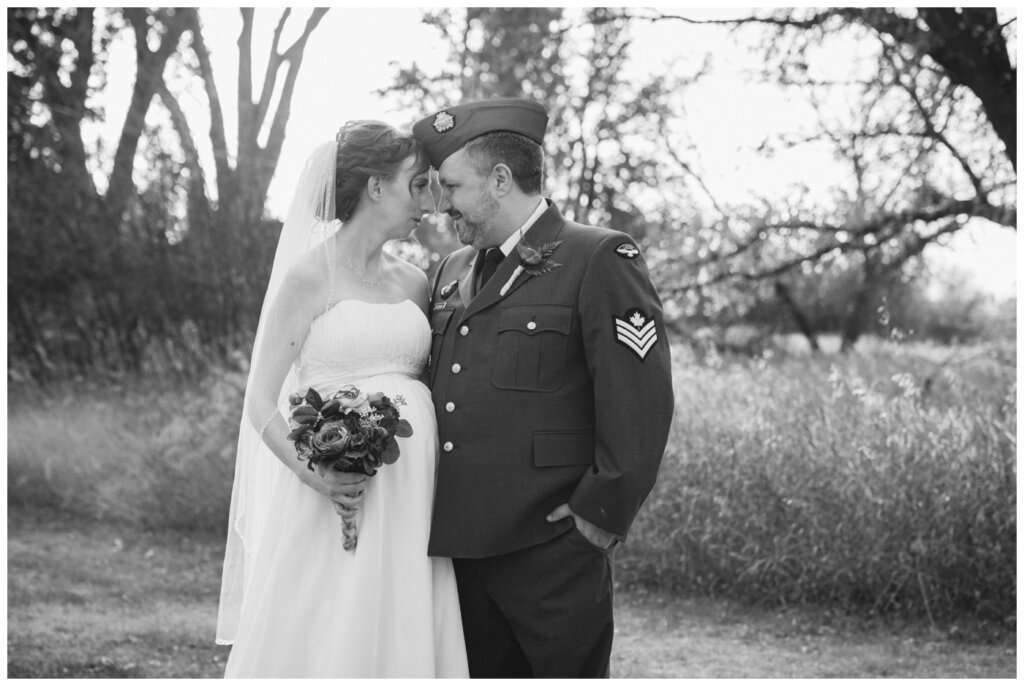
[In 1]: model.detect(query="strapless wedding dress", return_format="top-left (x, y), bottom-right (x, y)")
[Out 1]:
top-left (223, 299), bottom-right (468, 677)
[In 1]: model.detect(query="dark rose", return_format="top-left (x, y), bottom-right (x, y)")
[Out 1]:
top-left (311, 420), bottom-right (350, 457)
top-left (344, 432), bottom-right (370, 459)
top-left (365, 426), bottom-right (390, 453)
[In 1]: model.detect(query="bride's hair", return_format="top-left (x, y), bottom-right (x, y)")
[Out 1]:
top-left (334, 120), bottom-right (428, 222)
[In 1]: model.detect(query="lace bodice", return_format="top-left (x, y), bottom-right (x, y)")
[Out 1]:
top-left (295, 299), bottom-right (429, 389)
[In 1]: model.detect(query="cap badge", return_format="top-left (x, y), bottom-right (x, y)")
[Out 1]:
top-left (433, 111), bottom-right (456, 133)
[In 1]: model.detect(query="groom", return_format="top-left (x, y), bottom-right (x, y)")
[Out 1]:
top-left (414, 98), bottom-right (674, 678)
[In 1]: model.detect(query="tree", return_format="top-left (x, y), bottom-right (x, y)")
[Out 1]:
top-left (628, 7), bottom-right (1016, 350)
top-left (7, 8), bottom-right (328, 379)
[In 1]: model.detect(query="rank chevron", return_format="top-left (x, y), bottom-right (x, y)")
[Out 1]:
top-left (614, 308), bottom-right (658, 360)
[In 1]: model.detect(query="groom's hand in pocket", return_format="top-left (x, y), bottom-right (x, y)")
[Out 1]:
top-left (546, 504), bottom-right (618, 551)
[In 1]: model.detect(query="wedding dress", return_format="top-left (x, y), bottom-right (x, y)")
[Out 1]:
top-left (222, 298), bottom-right (468, 677)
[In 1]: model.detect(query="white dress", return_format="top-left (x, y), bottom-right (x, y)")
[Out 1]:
top-left (223, 299), bottom-right (468, 678)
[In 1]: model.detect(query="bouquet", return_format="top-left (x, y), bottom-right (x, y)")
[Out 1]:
top-left (287, 384), bottom-right (413, 550)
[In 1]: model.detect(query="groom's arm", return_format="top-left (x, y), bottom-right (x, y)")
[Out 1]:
top-left (564, 232), bottom-right (675, 541)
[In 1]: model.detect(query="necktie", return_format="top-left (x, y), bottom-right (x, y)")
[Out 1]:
top-left (478, 248), bottom-right (504, 289)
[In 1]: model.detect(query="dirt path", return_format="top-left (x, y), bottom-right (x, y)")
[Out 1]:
top-left (6, 509), bottom-right (1015, 678)
top-left (612, 589), bottom-right (1014, 678)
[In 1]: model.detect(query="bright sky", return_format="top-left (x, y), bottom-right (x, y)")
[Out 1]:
top-left (93, 7), bottom-right (1016, 299)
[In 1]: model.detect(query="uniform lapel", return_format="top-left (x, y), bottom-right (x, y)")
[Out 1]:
top-left (463, 201), bottom-right (566, 320)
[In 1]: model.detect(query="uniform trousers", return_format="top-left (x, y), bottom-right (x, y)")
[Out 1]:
top-left (452, 524), bottom-right (615, 678)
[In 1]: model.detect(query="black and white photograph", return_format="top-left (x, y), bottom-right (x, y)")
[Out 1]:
top-left (6, 6), bottom-right (1016, 678)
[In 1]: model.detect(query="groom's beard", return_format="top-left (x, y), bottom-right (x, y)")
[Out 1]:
top-left (452, 192), bottom-right (500, 248)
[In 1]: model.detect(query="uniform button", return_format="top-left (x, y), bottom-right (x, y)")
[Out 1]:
top-left (443, 441), bottom-right (454, 452)
top-left (451, 363), bottom-right (462, 373)
top-left (445, 402), bottom-right (455, 412)
top-left (459, 325), bottom-right (470, 336)
top-left (527, 321), bottom-right (537, 330)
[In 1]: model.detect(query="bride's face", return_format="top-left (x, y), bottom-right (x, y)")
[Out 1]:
top-left (379, 155), bottom-right (434, 238)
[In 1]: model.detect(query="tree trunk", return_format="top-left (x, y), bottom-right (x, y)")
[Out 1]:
top-left (774, 281), bottom-right (820, 353)
top-left (839, 254), bottom-right (877, 353)
top-left (106, 10), bottom-right (190, 227)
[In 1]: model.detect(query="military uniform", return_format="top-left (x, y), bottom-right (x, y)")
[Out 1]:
top-left (415, 99), bottom-right (674, 678)
top-left (427, 200), bottom-right (673, 556)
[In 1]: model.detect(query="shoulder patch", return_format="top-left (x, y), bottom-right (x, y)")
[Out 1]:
top-left (615, 243), bottom-right (639, 259)
top-left (613, 307), bottom-right (658, 360)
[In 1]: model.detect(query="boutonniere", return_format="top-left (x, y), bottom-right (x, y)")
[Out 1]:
top-left (499, 240), bottom-right (564, 296)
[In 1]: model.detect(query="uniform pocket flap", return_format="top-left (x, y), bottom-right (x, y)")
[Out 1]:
top-left (430, 308), bottom-right (454, 335)
top-left (533, 430), bottom-right (594, 467)
top-left (497, 305), bottom-right (573, 336)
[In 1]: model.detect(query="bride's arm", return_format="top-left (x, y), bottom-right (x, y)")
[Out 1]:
top-left (245, 266), bottom-right (367, 504)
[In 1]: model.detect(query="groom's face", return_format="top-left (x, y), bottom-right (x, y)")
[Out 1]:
top-left (437, 148), bottom-right (500, 249)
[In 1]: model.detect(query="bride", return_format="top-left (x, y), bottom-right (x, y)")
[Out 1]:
top-left (216, 121), bottom-right (468, 677)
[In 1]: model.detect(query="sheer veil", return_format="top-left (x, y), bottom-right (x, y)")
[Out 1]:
top-left (216, 139), bottom-right (341, 644)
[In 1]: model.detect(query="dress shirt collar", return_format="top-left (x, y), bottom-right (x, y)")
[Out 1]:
top-left (498, 198), bottom-right (548, 257)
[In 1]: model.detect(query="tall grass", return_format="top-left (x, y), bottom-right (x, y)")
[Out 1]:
top-left (619, 339), bottom-right (1016, 623)
top-left (8, 362), bottom-right (245, 530)
top-left (7, 337), bottom-right (1015, 622)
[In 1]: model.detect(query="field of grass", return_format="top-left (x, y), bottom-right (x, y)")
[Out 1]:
top-left (7, 507), bottom-right (1015, 678)
top-left (621, 338), bottom-right (1015, 624)
top-left (7, 336), bottom-right (1016, 629)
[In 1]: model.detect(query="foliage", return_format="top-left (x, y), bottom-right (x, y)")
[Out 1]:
top-left (7, 8), bottom-right (326, 381)
top-left (725, 257), bottom-right (1017, 350)
top-left (8, 362), bottom-right (245, 530)
top-left (628, 8), bottom-right (1016, 348)
top-left (619, 340), bottom-right (1016, 623)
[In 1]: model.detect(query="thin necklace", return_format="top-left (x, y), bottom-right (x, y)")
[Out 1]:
top-left (341, 251), bottom-right (384, 288)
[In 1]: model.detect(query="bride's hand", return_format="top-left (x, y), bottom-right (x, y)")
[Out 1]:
top-left (304, 467), bottom-right (368, 509)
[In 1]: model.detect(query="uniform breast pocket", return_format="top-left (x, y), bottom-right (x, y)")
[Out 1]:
top-left (428, 308), bottom-right (454, 386)
top-left (492, 305), bottom-right (573, 392)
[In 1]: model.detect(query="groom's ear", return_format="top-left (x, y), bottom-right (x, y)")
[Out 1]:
top-left (490, 163), bottom-right (513, 197)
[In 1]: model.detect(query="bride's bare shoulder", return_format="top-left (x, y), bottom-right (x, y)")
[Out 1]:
top-left (386, 254), bottom-right (430, 306)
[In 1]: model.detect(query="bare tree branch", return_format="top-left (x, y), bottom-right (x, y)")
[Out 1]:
top-left (260, 9), bottom-right (329, 184)
top-left (881, 45), bottom-right (986, 196)
top-left (236, 8), bottom-right (256, 168)
top-left (155, 81), bottom-right (205, 196)
top-left (187, 10), bottom-right (230, 201)
top-left (253, 9), bottom-right (290, 132)
top-left (672, 193), bottom-right (1014, 293)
